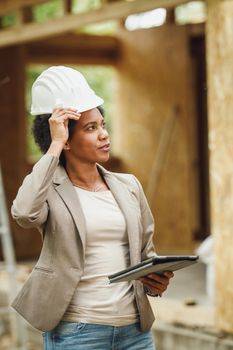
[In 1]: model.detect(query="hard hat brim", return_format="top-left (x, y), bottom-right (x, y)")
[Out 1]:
top-left (30, 95), bottom-right (104, 116)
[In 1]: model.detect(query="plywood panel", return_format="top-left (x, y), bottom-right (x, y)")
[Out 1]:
top-left (206, 0), bottom-right (233, 334)
top-left (113, 23), bottom-right (198, 253)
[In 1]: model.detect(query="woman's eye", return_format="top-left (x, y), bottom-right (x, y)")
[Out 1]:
top-left (85, 122), bottom-right (106, 131)
top-left (86, 125), bottom-right (96, 131)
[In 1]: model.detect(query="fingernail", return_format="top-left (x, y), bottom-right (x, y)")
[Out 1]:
top-left (165, 272), bottom-right (173, 277)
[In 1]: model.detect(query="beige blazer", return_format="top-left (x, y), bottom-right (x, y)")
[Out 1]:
top-left (11, 154), bottom-right (156, 332)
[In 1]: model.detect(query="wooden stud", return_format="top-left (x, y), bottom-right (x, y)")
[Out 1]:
top-left (22, 6), bottom-right (33, 23)
top-left (63, 0), bottom-right (72, 14)
top-left (166, 8), bottom-right (175, 23)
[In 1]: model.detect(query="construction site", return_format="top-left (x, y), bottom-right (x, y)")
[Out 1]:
top-left (0, 0), bottom-right (233, 349)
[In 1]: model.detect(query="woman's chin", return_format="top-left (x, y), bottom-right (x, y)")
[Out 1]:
top-left (98, 154), bottom-right (110, 163)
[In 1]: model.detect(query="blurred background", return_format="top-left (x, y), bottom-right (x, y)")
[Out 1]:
top-left (0, 0), bottom-right (232, 349)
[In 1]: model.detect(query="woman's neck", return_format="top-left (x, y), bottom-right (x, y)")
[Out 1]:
top-left (65, 160), bottom-right (102, 188)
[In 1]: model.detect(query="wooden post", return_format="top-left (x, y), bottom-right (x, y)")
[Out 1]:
top-left (206, 0), bottom-right (233, 333)
top-left (22, 6), bottom-right (33, 23)
top-left (0, 46), bottom-right (42, 259)
top-left (63, 0), bottom-right (72, 14)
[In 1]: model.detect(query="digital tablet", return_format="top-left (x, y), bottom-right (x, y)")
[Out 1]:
top-left (108, 255), bottom-right (199, 283)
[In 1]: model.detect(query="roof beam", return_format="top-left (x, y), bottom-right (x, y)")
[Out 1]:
top-left (0, 0), bottom-right (46, 16)
top-left (0, 0), bottom-right (190, 48)
top-left (26, 33), bottom-right (119, 65)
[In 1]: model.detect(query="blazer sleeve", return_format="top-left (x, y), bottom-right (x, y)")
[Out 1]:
top-left (132, 175), bottom-right (156, 260)
top-left (11, 154), bottom-right (59, 229)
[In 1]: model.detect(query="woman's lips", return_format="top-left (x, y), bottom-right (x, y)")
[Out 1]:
top-left (98, 143), bottom-right (110, 152)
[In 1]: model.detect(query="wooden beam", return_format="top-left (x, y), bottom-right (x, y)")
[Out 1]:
top-left (27, 53), bottom-right (117, 66)
top-left (0, 0), bottom-right (191, 48)
top-left (26, 33), bottom-right (119, 65)
top-left (27, 33), bottom-right (119, 50)
top-left (0, 0), bottom-right (46, 16)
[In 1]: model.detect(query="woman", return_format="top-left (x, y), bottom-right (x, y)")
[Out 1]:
top-left (11, 66), bottom-right (173, 350)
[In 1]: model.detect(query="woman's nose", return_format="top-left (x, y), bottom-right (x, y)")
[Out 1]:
top-left (99, 127), bottom-right (109, 140)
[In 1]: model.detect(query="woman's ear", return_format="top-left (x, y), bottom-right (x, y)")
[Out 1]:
top-left (63, 142), bottom-right (71, 151)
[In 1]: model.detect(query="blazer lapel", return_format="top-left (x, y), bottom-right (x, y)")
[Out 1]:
top-left (53, 167), bottom-right (87, 250)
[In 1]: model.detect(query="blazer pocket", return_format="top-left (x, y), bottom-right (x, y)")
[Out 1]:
top-left (34, 266), bottom-right (54, 274)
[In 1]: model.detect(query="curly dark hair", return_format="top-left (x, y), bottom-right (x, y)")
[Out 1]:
top-left (32, 106), bottom-right (104, 168)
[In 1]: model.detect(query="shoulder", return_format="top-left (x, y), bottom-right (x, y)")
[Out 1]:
top-left (98, 164), bottom-right (144, 196)
top-left (106, 170), bottom-right (143, 197)
top-left (111, 171), bottom-right (135, 184)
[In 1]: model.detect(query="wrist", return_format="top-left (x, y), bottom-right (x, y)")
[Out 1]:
top-left (144, 286), bottom-right (160, 298)
top-left (47, 141), bottom-right (65, 157)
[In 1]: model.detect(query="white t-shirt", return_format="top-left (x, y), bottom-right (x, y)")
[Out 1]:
top-left (62, 187), bottom-right (139, 326)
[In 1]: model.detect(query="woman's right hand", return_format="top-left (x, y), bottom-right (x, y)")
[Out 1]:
top-left (47, 108), bottom-right (81, 157)
top-left (49, 108), bottom-right (81, 146)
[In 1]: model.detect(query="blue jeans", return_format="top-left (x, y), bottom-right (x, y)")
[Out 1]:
top-left (43, 321), bottom-right (156, 350)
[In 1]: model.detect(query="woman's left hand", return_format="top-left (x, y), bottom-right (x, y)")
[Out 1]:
top-left (139, 271), bottom-right (174, 297)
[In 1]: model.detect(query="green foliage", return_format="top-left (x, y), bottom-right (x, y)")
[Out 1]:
top-left (74, 65), bottom-right (115, 131)
top-left (175, 1), bottom-right (206, 25)
top-left (32, 0), bottom-right (102, 23)
top-left (26, 65), bottom-right (116, 162)
top-left (33, 0), bottom-right (63, 22)
top-left (72, 0), bottom-right (101, 13)
top-left (79, 21), bottom-right (117, 36)
top-left (1, 13), bottom-right (16, 27)
top-left (26, 68), bottom-right (43, 162)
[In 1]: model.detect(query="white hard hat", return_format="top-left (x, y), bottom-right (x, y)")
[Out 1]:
top-left (30, 66), bottom-right (104, 115)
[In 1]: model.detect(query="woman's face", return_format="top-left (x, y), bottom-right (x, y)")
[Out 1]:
top-left (66, 108), bottom-right (110, 164)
